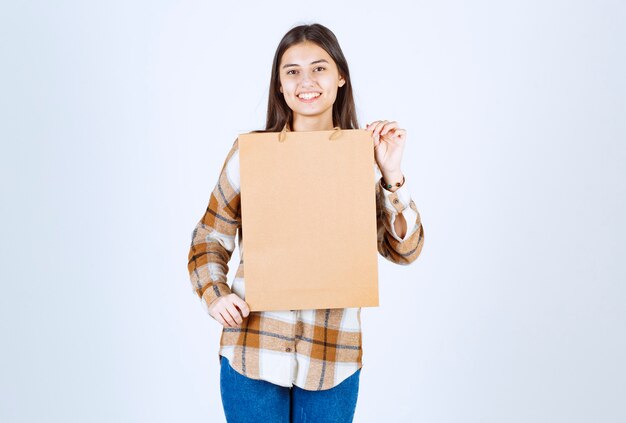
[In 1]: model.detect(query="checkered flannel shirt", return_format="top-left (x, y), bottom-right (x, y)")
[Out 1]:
top-left (187, 127), bottom-right (425, 391)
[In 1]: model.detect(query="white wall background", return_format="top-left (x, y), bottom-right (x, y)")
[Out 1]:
top-left (1, 1), bottom-right (625, 422)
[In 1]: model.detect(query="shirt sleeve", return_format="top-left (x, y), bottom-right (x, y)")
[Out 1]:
top-left (374, 165), bottom-right (425, 265)
top-left (187, 138), bottom-right (241, 312)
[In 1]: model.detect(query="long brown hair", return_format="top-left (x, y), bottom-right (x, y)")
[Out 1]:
top-left (252, 23), bottom-right (359, 133)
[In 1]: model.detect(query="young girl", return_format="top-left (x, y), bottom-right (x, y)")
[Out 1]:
top-left (188, 23), bottom-right (424, 423)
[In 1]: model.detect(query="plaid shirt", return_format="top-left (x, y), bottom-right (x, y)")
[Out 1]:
top-left (187, 126), bottom-right (425, 391)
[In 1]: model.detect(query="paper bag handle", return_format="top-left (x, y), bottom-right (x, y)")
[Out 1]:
top-left (278, 126), bottom-right (343, 143)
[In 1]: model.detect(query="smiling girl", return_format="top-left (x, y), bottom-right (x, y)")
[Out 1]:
top-left (188, 23), bottom-right (424, 423)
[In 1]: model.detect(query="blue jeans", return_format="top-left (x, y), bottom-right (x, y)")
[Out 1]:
top-left (219, 355), bottom-right (360, 422)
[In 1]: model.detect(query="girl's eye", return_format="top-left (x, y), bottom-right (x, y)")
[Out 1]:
top-left (286, 67), bottom-right (325, 75)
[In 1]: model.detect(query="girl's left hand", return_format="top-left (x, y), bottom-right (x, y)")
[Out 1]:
top-left (366, 120), bottom-right (406, 173)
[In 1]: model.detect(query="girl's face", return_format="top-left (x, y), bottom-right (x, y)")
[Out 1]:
top-left (278, 41), bottom-right (345, 125)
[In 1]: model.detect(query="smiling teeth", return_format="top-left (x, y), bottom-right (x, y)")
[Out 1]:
top-left (298, 92), bottom-right (320, 99)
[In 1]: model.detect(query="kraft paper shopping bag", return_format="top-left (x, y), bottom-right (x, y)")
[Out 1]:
top-left (238, 128), bottom-right (379, 311)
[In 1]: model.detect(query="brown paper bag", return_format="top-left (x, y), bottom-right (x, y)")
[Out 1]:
top-left (238, 128), bottom-right (379, 311)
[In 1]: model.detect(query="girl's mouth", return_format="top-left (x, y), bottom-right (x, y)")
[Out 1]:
top-left (297, 92), bottom-right (321, 103)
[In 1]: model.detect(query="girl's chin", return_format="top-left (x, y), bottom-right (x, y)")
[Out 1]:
top-left (292, 102), bottom-right (328, 113)
top-left (291, 101), bottom-right (321, 109)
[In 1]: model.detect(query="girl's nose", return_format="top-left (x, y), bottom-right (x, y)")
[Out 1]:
top-left (300, 71), bottom-right (316, 82)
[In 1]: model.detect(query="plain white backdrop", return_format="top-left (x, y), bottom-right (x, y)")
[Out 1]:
top-left (1, 1), bottom-right (625, 422)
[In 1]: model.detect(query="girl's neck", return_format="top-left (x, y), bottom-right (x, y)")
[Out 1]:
top-left (291, 114), bottom-right (335, 132)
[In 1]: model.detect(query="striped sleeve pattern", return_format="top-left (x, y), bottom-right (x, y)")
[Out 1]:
top-left (187, 138), bottom-right (241, 312)
top-left (374, 165), bottom-right (425, 265)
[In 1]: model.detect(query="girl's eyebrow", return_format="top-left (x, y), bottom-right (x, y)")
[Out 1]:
top-left (282, 59), bottom-right (329, 69)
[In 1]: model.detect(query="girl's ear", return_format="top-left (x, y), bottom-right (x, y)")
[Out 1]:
top-left (339, 76), bottom-right (346, 87)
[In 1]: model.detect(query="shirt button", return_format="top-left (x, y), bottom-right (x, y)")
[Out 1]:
top-left (393, 199), bottom-right (399, 204)
top-left (285, 347), bottom-right (292, 352)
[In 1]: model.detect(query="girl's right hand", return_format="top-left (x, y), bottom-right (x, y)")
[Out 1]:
top-left (208, 293), bottom-right (251, 327)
